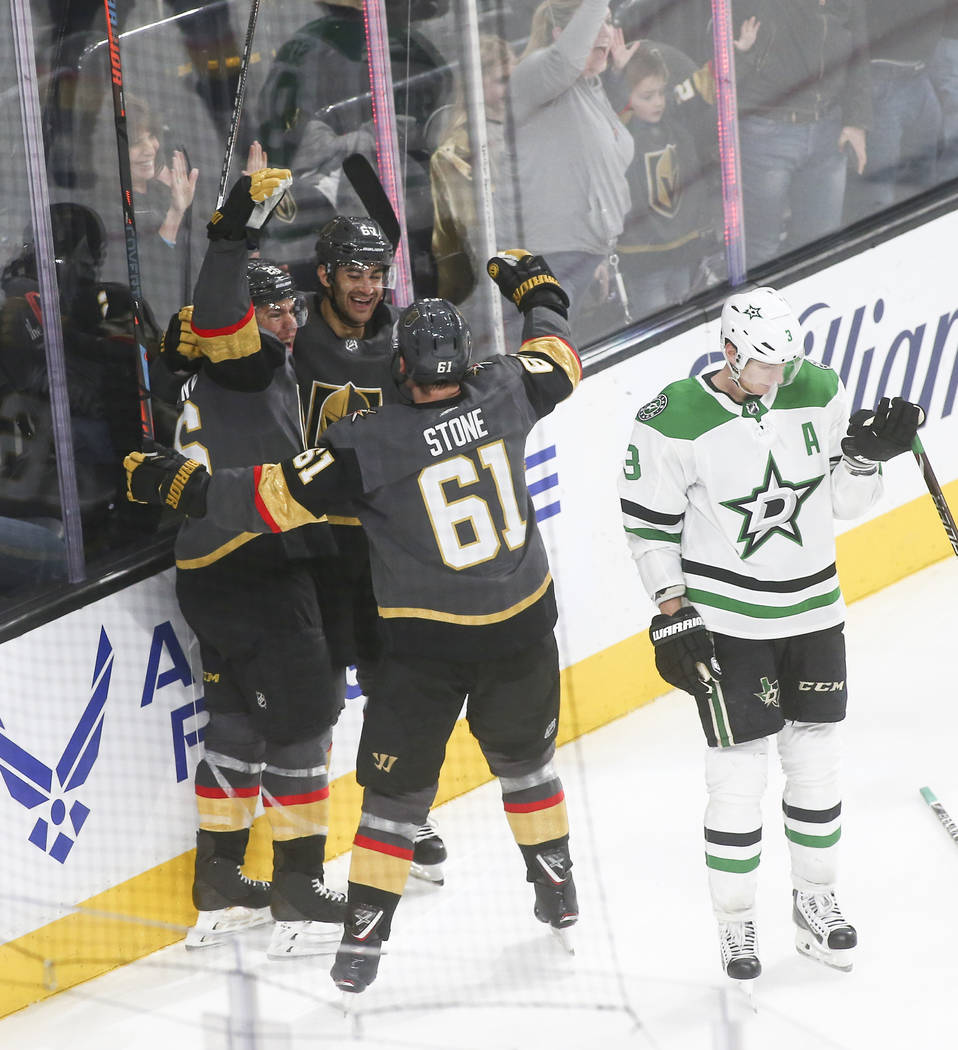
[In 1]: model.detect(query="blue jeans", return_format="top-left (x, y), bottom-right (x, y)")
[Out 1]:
top-left (931, 38), bottom-right (958, 182)
top-left (846, 65), bottom-right (940, 222)
top-left (740, 111), bottom-right (847, 269)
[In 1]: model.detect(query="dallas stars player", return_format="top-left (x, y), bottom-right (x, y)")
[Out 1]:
top-left (294, 215), bottom-right (449, 883)
top-left (619, 286), bottom-right (922, 980)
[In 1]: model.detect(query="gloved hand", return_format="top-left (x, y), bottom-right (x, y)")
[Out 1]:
top-left (486, 250), bottom-right (570, 317)
top-left (207, 168), bottom-right (293, 241)
top-left (124, 442), bottom-right (209, 515)
top-left (160, 305), bottom-right (202, 373)
top-left (649, 604), bottom-right (722, 696)
top-left (841, 396), bottom-right (923, 463)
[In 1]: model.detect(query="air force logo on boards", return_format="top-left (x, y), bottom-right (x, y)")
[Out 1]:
top-left (0, 629), bottom-right (113, 864)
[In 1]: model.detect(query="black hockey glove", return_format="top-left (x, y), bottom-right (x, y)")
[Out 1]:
top-left (486, 250), bottom-right (570, 317)
top-left (841, 396), bottom-right (923, 463)
top-left (207, 168), bottom-right (292, 242)
top-left (649, 605), bottom-right (722, 696)
top-left (124, 443), bottom-right (209, 516)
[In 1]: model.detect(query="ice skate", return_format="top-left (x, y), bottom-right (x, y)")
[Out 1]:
top-left (793, 889), bottom-right (857, 971)
top-left (331, 903), bottom-right (386, 993)
top-left (409, 818), bottom-right (447, 884)
top-left (267, 871), bottom-right (346, 958)
top-left (186, 854), bottom-right (271, 949)
top-left (531, 846), bottom-right (578, 953)
top-left (717, 919), bottom-right (761, 981)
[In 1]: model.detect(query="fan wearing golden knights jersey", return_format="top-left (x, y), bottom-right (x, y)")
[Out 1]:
top-left (160, 169), bottom-right (348, 957)
top-left (125, 250), bottom-right (582, 994)
top-left (618, 285), bottom-right (922, 981)
top-left (294, 214), bottom-right (449, 884)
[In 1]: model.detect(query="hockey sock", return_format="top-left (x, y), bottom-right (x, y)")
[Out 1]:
top-left (273, 834), bottom-right (328, 877)
top-left (195, 755), bottom-right (261, 833)
top-left (262, 733), bottom-right (331, 846)
top-left (197, 827), bottom-right (250, 865)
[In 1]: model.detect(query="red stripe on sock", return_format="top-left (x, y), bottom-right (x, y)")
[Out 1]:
top-left (194, 784), bottom-right (260, 799)
top-left (503, 789), bottom-right (565, 814)
top-left (263, 786), bottom-right (330, 807)
top-left (353, 834), bottom-right (414, 860)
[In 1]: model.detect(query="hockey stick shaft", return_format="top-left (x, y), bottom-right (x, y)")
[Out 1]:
top-left (342, 152), bottom-right (401, 250)
top-left (912, 435), bottom-right (958, 557)
top-left (102, 0), bottom-right (154, 442)
top-left (215, 0), bottom-right (262, 210)
top-left (920, 786), bottom-right (958, 846)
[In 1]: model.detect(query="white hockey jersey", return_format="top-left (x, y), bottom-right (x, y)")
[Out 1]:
top-left (619, 361), bottom-right (883, 639)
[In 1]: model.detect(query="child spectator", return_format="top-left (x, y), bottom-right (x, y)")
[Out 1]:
top-left (617, 45), bottom-right (714, 316)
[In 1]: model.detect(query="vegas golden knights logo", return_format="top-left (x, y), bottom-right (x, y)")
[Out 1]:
top-left (305, 380), bottom-right (384, 444)
top-left (372, 752), bottom-right (398, 773)
top-left (643, 143), bottom-right (682, 219)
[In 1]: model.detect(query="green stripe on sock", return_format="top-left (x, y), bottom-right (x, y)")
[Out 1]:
top-left (785, 826), bottom-right (842, 848)
top-left (705, 853), bottom-right (761, 873)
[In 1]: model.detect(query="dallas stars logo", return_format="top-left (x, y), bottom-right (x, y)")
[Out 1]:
top-left (754, 676), bottom-right (780, 707)
top-left (721, 453), bottom-right (824, 558)
top-left (744, 304), bottom-right (762, 318)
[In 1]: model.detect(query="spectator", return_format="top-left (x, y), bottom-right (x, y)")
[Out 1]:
top-left (732, 0), bottom-right (871, 270)
top-left (122, 94), bottom-right (200, 323)
top-left (930, 4), bottom-right (958, 182)
top-left (510, 0), bottom-right (634, 335)
top-left (616, 44), bottom-right (717, 316)
top-left (845, 0), bottom-right (944, 224)
top-left (430, 34), bottom-right (520, 347)
top-left (254, 0), bottom-right (451, 291)
top-left (0, 202), bottom-right (158, 595)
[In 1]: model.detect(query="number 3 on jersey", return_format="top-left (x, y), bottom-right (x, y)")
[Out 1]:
top-left (420, 439), bottom-right (526, 570)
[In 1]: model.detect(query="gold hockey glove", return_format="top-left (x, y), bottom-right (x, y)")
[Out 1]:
top-left (207, 168), bottom-right (292, 241)
top-left (125, 443), bottom-right (209, 516)
top-left (486, 250), bottom-right (570, 317)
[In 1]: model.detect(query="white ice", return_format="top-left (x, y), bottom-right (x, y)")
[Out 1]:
top-left (3, 556), bottom-right (957, 1050)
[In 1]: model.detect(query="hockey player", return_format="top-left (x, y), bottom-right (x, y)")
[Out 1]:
top-left (164, 169), bottom-right (347, 956)
top-left (619, 286), bottom-right (922, 979)
top-left (295, 214), bottom-right (448, 883)
top-left (124, 250), bottom-right (581, 994)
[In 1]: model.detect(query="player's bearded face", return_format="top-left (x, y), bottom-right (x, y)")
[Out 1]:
top-left (328, 265), bottom-right (386, 326)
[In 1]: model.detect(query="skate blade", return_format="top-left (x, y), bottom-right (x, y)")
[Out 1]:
top-left (267, 920), bottom-right (342, 959)
top-left (795, 930), bottom-right (854, 972)
top-left (184, 906), bottom-right (272, 949)
top-left (550, 923), bottom-right (575, 955)
top-left (409, 861), bottom-right (444, 885)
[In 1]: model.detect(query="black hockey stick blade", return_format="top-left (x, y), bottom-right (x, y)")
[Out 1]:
top-left (920, 786), bottom-right (958, 846)
top-left (342, 153), bottom-right (401, 250)
top-left (912, 435), bottom-right (958, 557)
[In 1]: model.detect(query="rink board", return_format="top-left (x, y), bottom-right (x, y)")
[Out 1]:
top-left (2, 211), bottom-right (958, 1016)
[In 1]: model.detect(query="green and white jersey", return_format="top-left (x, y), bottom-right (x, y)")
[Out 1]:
top-left (619, 361), bottom-right (884, 639)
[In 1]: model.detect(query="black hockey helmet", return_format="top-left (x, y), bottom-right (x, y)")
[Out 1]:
top-left (315, 215), bottom-right (394, 285)
top-left (392, 298), bottom-right (472, 386)
top-left (247, 259), bottom-right (307, 326)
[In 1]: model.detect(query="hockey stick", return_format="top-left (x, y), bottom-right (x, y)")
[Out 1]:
top-left (912, 435), bottom-right (958, 557)
top-left (342, 152), bottom-right (402, 250)
top-left (102, 0), bottom-right (154, 442)
top-left (215, 0), bottom-right (262, 210)
top-left (920, 787), bottom-right (958, 847)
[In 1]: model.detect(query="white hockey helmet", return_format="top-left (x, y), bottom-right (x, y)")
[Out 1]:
top-left (720, 286), bottom-right (804, 387)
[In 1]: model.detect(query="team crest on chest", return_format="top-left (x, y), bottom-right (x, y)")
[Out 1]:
top-left (721, 452), bottom-right (824, 558)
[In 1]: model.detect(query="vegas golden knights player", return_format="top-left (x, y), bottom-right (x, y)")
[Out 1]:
top-left (160, 169), bottom-right (347, 956)
top-left (295, 214), bottom-right (449, 883)
top-left (126, 250), bottom-right (581, 992)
